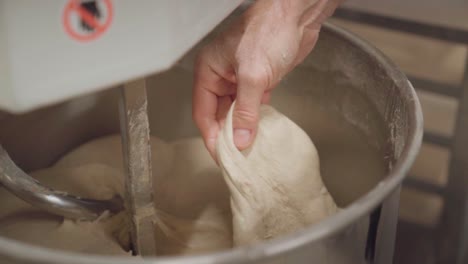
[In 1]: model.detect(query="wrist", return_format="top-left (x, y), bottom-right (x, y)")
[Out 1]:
top-left (245, 0), bottom-right (300, 25)
top-left (281, 0), bottom-right (321, 25)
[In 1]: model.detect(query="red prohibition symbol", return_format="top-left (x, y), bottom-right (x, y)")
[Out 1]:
top-left (63, 0), bottom-right (113, 42)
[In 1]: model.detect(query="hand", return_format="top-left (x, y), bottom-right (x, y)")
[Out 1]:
top-left (193, 0), bottom-right (341, 159)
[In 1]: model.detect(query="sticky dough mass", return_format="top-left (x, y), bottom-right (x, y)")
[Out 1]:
top-left (0, 136), bottom-right (232, 256)
top-left (0, 105), bottom-right (337, 256)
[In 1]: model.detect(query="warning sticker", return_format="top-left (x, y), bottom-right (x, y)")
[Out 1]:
top-left (63, 0), bottom-right (113, 42)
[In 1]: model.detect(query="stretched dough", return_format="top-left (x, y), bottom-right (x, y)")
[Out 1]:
top-left (217, 103), bottom-right (338, 245)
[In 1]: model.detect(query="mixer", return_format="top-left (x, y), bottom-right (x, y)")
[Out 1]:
top-left (0, 1), bottom-right (424, 263)
top-left (0, 0), bottom-right (243, 256)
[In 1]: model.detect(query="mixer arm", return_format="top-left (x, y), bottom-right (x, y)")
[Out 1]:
top-left (118, 78), bottom-right (157, 256)
top-left (0, 145), bottom-right (123, 220)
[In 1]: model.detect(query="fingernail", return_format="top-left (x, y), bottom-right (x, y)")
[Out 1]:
top-left (234, 129), bottom-right (251, 149)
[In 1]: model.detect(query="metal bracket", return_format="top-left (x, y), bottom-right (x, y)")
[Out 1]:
top-left (119, 78), bottom-right (157, 256)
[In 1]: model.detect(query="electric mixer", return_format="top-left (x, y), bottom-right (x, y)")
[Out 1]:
top-left (0, 1), bottom-right (425, 263)
top-left (0, 0), bottom-right (243, 256)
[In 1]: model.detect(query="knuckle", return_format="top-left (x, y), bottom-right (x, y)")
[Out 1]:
top-left (195, 52), bottom-right (207, 69)
top-left (233, 107), bottom-right (259, 124)
top-left (195, 46), bottom-right (212, 67)
top-left (238, 65), bottom-right (271, 89)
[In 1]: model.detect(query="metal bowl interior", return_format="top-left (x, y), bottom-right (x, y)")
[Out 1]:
top-left (0, 20), bottom-right (423, 264)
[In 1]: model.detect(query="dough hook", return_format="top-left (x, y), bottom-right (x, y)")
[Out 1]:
top-left (0, 144), bottom-right (123, 220)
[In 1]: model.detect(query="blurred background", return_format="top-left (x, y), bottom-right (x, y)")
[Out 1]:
top-left (330, 0), bottom-right (468, 263)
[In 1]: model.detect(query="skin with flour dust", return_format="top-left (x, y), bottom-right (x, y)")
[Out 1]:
top-left (192, 0), bottom-right (342, 158)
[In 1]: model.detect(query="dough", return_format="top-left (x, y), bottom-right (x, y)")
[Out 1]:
top-left (0, 104), bottom-right (338, 254)
top-left (152, 138), bottom-right (232, 255)
top-left (0, 164), bottom-right (130, 256)
top-left (217, 103), bottom-right (338, 245)
top-left (0, 136), bottom-right (232, 256)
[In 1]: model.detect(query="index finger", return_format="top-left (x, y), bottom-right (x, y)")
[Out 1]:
top-left (192, 57), bottom-right (224, 157)
top-left (192, 83), bottom-right (219, 156)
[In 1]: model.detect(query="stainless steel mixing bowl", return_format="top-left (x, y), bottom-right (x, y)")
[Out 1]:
top-left (0, 19), bottom-right (423, 264)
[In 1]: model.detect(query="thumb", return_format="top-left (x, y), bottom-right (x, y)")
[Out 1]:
top-left (233, 68), bottom-right (268, 150)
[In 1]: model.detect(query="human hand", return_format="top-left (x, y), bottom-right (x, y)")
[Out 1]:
top-left (193, 0), bottom-right (341, 159)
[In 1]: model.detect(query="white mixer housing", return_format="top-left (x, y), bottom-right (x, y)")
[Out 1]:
top-left (0, 0), bottom-right (242, 113)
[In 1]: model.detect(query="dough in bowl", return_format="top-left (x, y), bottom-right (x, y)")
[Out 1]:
top-left (0, 104), bottom-right (338, 254)
top-left (217, 103), bottom-right (338, 245)
top-left (0, 136), bottom-right (232, 256)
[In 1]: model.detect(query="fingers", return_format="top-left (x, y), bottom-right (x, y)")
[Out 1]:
top-left (232, 66), bottom-right (270, 150)
top-left (217, 95), bottom-right (234, 130)
top-left (192, 81), bottom-right (219, 157)
top-left (193, 54), bottom-right (236, 159)
top-left (192, 60), bottom-right (220, 157)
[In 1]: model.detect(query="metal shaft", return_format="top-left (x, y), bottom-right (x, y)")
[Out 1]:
top-left (119, 78), bottom-right (157, 256)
